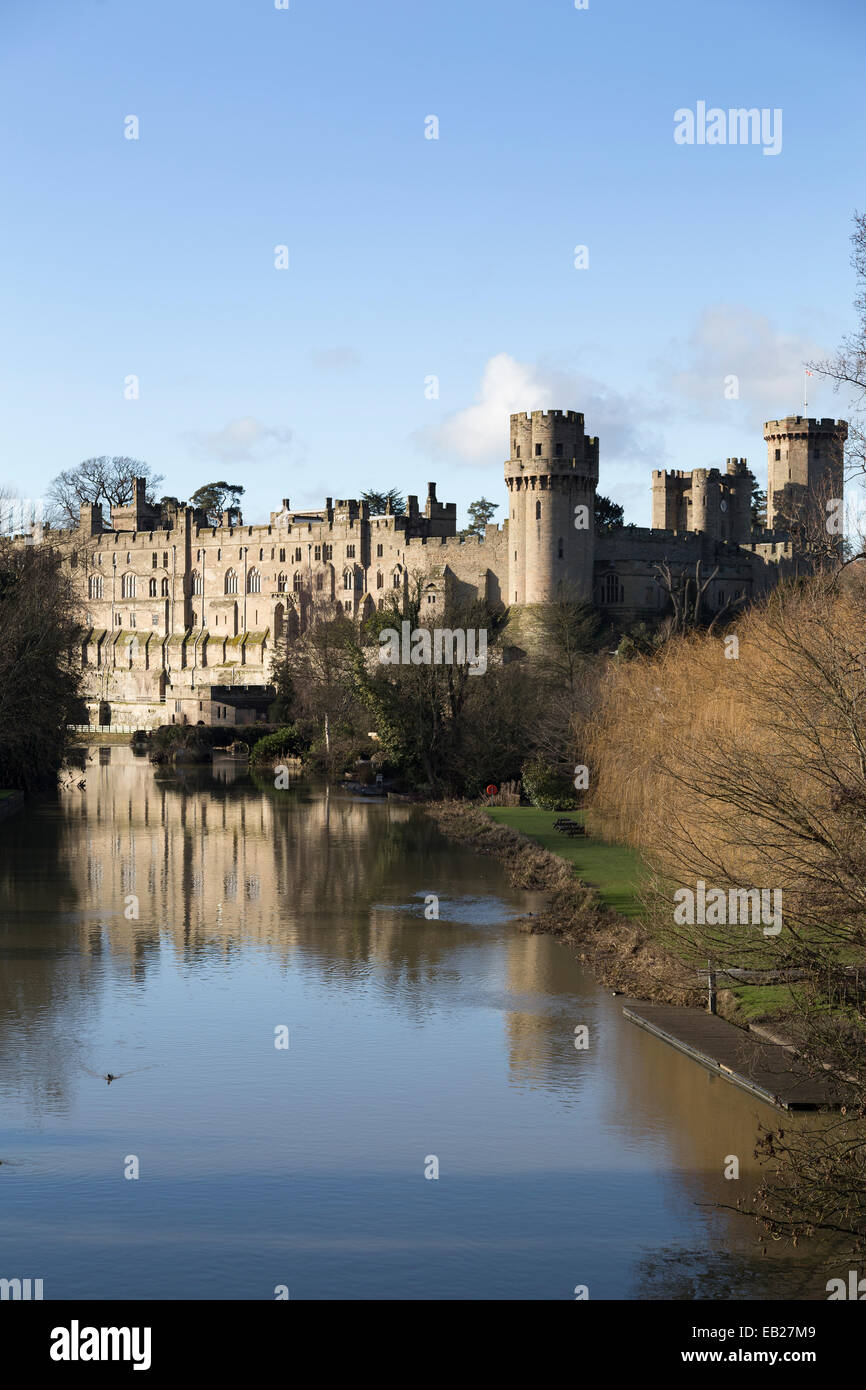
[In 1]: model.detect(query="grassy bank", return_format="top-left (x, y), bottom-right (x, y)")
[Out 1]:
top-left (426, 800), bottom-right (809, 1028)
top-left (485, 807), bottom-right (646, 918)
top-left (424, 800), bottom-right (702, 1007)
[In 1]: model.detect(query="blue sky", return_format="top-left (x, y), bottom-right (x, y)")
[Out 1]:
top-left (1, 0), bottom-right (863, 527)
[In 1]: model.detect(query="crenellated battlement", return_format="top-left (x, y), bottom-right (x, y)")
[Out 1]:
top-left (764, 416), bottom-right (848, 434)
top-left (22, 398), bottom-right (853, 729)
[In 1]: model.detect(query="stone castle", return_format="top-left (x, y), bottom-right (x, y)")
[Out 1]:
top-left (31, 408), bottom-right (847, 728)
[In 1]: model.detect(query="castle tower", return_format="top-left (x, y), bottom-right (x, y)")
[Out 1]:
top-left (505, 410), bottom-right (599, 605)
top-left (723, 458), bottom-right (753, 543)
top-left (763, 416), bottom-right (847, 533)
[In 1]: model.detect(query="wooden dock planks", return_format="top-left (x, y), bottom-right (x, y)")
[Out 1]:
top-left (622, 1001), bottom-right (850, 1111)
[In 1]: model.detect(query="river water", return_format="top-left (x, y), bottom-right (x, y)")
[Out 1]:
top-left (0, 749), bottom-right (831, 1300)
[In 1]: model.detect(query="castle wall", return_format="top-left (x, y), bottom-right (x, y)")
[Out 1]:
top-left (594, 528), bottom-right (785, 620)
top-left (26, 402), bottom-right (845, 728)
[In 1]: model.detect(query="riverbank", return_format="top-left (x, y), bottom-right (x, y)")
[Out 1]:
top-left (424, 800), bottom-right (703, 1007)
top-left (435, 804), bottom-right (804, 1027)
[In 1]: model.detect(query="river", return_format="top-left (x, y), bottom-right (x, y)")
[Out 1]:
top-left (0, 748), bottom-right (832, 1299)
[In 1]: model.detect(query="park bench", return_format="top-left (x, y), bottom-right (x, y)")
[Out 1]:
top-left (553, 818), bottom-right (587, 838)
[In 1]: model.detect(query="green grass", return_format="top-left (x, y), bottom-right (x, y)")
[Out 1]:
top-left (0, 790), bottom-right (15, 800)
top-left (728, 984), bottom-right (797, 1020)
top-left (485, 806), bottom-right (647, 918)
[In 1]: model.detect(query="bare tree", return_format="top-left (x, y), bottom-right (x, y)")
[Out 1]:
top-left (47, 457), bottom-right (163, 529)
top-left (809, 211), bottom-right (866, 482)
top-left (653, 559), bottom-right (744, 635)
top-left (586, 578), bottom-right (866, 1251)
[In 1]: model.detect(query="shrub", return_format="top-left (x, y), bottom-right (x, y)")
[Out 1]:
top-left (521, 758), bottom-right (578, 811)
top-left (250, 725), bottom-right (308, 763)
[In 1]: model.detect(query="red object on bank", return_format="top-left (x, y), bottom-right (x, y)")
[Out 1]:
top-left (485, 784), bottom-right (498, 796)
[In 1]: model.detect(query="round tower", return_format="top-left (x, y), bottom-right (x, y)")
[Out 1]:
top-left (763, 415), bottom-right (848, 533)
top-left (505, 409), bottom-right (599, 605)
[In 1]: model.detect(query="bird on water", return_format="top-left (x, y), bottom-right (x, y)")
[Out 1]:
top-left (80, 1064), bottom-right (155, 1086)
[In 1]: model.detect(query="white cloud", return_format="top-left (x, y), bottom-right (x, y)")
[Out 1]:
top-left (413, 352), bottom-right (664, 469)
top-left (659, 305), bottom-right (826, 424)
top-left (186, 417), bottom-right (295, 464)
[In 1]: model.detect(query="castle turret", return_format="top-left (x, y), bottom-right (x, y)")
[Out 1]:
top-left (724, 458), bottom-right (753, 543)
top-left (651, 459), bottom-right (754, 544)
top-left (505, 409), bottom-right (598, 604)
top-left (110, 477), bottom-right (161, 532)
top-left (763, 416), bottom-right (847, 533)
top-left (78, 501), bottom-right (104, 536)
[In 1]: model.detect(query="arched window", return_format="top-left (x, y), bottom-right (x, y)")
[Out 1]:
top-left (161, 577), bottom-right (170, 596)
top-left (88, 575), bottom-right (103, 599)
top-left (376, 571), bottom-right (383, 589)
top-left (599, 573), bottom-right (624, 605)
top-left (392, 567), bottom-right (402, 589)
top-left (536, 500), bottom-right (542, 520)
top-left (121, 573), bottom-right (136, 598)
top-left (277, 573), bottom-right (287, 592)
top-left (315, 573), bottom-right (323, 591)
top-left (192, 570), bottom-right (202, 595)
top-left (247, 568), bottom-right (261, 594)
top-left (149, 577), bottom-right (157, 597)
top-left (343, 570), bottom-right (353, 591)
top-left (225, 569), bottom-right (238, 595)
top-left (293, 572), bottom-right (302, 592)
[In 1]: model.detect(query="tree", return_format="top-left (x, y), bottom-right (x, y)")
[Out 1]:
top-left (585, 579), bottom-right (866, 1253)
top-left (464, 497), bottom-right (499, 538)
top-left (525, 587), bottom-right (606, 784)
top-left (594, 495), bottom-right (624, 535)
top-left (269, 610), bottom-right (363, 767)
top-left (653, 558), bottom-right (744, 636)
top-left (810, 210), bottom-right (866, 480)
top-left (351, 584), bottom-right (530, 795)
top-left (189, 482), bottom-right (245, 526)
top-left (750, 479), bottom-right (767, 531)
top-left (47, 457), bottom-right (163, 529)
top-left (360, 488), bottom-right (405, 516)
top-left (0, 536), bottom-right (83, 791)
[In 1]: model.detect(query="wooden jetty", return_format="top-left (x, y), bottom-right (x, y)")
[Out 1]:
top-left (622, 1001), bottom-right (850, 1111)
